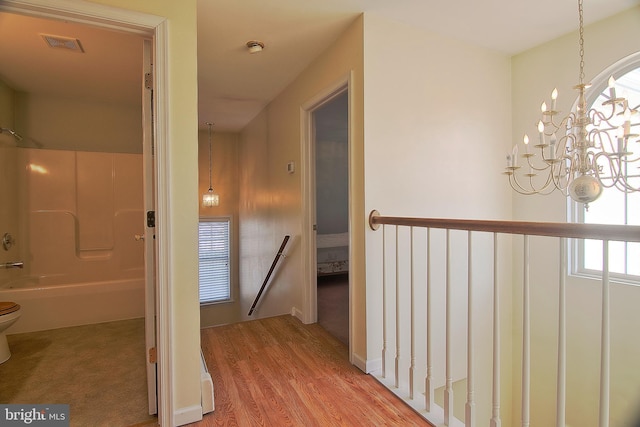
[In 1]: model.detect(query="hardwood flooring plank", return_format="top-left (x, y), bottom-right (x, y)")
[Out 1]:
top-left (193, 315), bottom-right (431, 427)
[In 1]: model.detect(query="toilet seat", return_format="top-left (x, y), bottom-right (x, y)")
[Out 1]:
top-left (0, 302), bottom-right (20, 316)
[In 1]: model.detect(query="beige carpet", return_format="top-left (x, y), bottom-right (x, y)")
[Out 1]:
top-left (317, 273), bottom-right (349, 345)
top-left (0, 318), bottom-right (157, 427)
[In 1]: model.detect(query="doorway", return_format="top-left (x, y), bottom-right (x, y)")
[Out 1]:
top-left (0, 2), bottom-right (161, 422)
top-left (313, 91), bottom-right (349, 346)
top-left (301, 78), bottom-right (351, 354)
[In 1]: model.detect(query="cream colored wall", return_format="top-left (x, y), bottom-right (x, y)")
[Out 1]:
top-left (0, 80), bottom-right (20, 285)
top-left (0, 80), bottom-right (14, 127)
top-left (85, 0), bottom-right (201, 421)
top-left (15, 92), bottom-right (142, 153)
top-left (198, 131), bottom-right (241, 326)
top-left (511, 7), bottom-right (640, 427)
top-left (362, 12), bottom-right (513, 425)
top-left (238, 16), bottom-right (366, 353)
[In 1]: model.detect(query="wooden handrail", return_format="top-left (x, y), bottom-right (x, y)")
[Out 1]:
top-left (248, 235), bottom-right (290, 316)
top-left (368, 210), bottom-right (640, 242)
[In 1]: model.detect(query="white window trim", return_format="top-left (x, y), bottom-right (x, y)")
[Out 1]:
top-left (199, 216), bottom-right (234, 305)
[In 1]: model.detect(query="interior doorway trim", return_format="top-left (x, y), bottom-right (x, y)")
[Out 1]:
top-left (300, 72), bottom-right (352, 355)
top-left (0, 1), bottom-right (172, 425)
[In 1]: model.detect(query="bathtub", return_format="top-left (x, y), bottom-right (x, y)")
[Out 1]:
top-left (0, 276), bottom-right (145, 334)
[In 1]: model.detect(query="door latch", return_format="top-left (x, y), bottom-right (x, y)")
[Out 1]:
top-left (147, 211), bottom-right (155, 228)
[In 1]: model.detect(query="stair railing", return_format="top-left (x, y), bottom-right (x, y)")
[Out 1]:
top-left (368, 210), bottom-right (640, 427)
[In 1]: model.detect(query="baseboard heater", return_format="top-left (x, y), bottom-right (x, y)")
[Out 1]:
top-left (200, 350), bottom-right (214, 414)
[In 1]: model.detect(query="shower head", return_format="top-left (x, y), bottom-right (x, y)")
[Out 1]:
top-left (0, 128), bottom-right (23, 141)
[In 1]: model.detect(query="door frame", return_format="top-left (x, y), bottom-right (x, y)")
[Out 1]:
top-left (0, 1), bottom-right (172, 424)
top-left (300, 73), bottom-right (353, 358)
top-left (142, 38), bottom-right (157, 416)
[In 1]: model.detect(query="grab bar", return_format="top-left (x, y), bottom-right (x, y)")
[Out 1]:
top-left (1, 261), bottom-right (23, 269)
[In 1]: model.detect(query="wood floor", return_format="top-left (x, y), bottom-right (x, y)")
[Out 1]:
top-left (191, 315), bottom-right (431, 427)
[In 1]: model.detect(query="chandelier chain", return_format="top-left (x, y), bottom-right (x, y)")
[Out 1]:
top-left (578, 0), bottom-right (585, 84)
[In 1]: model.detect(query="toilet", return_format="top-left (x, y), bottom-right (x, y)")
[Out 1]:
top-left (0, 301), bottom-right (21, 364)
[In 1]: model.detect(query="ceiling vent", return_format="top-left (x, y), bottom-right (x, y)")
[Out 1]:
top-left (41, 34), bottom-right (84, 53)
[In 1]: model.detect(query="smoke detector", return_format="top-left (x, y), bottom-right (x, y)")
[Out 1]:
top-left (41, 34), bottom-right (84, 53)
top-left (246, 40), bottom-right (264, 54)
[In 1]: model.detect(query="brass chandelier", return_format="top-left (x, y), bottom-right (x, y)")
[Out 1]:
top-left (504, 0), bottom-right (639, 206)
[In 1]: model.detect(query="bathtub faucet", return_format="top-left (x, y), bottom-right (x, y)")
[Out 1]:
top-left (1, 261), bottom-right (23, 269)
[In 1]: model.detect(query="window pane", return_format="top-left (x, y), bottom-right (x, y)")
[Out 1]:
top-left (608, 241), bottom-right (625, 275)
top-left (629, 192), bottom-right (640, 226)
top-left (199, 219), bottom-right (230, 303)
top-left (585, 187), bottom-right (624, 225)
top-left (628, 243), bottom-right (640, 277)
top-left (584, 239), bottom-right (602, 271)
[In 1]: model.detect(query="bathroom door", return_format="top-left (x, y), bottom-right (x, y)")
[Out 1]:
top-left (142, 39), bottom-right (158, 415)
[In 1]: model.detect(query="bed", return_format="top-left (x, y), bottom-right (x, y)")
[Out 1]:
top-left (316, 232), bottom-right (349, 275)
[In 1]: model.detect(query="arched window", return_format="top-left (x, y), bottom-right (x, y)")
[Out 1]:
top-left (571, 54), bottom-right (640, 282)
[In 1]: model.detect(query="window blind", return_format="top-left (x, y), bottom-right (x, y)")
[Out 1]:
top-left (198, 219), bottom-right (230, 303)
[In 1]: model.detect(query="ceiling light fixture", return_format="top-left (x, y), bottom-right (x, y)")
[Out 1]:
top-left (246, 40), bottom-right (264, 54)
top-left (504, 0), bottom-right (639, 206)
top-left (202, 122), bottom-right (219, 208)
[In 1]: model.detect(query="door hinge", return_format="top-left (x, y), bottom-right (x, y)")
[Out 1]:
top-left (145, 72), bottom-right (153, 90)
top-left (147, 211), bottom-right (155, 228)
top-left (149, 347), bottom-right (157, 364)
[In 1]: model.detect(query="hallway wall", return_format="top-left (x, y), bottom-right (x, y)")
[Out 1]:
top-left (362, 12), bottom-right (514, 425)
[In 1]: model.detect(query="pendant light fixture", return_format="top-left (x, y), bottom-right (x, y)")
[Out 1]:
top-left (202, 122), bottom-right (219, 207)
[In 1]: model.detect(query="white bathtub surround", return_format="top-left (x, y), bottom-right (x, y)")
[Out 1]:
top-left (0, 147), bottom-right (146, 334)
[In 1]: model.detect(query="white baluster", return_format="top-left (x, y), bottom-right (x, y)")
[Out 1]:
top-left (409, 227), bottom-right (416, 399)
top-left (466, 232), bottom-right (476, 427)
top-left (395, 226), bottom-right (400, 389)
top-left (599, 240), bottom-right (610, 427)
top-left (490, 233), bottom-right (502, 427)
top-left (445, 229), bottom-right (454, 425)
top-left (557, 239), bottom-right (566, 427)
top-left (382, 225), bottom-right (387, 379)
top-left (522, 235), bottom-right (530, 427)
top-left (425, 228), bottom-right (434, 412)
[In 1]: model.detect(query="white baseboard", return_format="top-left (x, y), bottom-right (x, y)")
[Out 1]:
top-left (201, 350), bottom-right (214, 414)
top-left (354, 355), bottom-right (381, 374)
top-left (173, 404), bottom-right (202, 426)
top-left (291, 306), bottom-right (303, 321)
top-left (351, 352), bottom-right (367, 372)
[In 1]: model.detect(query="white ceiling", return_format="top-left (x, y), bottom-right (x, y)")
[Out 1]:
top-left (0, 0), bottom-right (638, 133)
